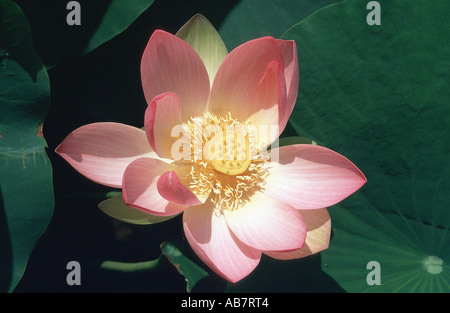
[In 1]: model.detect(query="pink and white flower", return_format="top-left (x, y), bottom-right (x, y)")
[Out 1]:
top-left (56, 14), bottom-right (366, 282)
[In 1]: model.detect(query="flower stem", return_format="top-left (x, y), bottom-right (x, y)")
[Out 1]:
top-left (100, 254), bottom-right (166, 273)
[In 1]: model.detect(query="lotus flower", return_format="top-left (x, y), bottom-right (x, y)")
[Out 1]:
top-left (56, 14), bottom-right (366, 282)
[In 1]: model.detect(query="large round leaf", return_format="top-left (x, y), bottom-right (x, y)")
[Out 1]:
top-left (282, 0), bottom-right (450, 292)
top-left (218, 0), bottom-right (341, 48)
top-left (0, 0), bottom-right (54, 292)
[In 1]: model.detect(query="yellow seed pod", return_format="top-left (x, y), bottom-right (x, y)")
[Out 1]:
top-left (204, 130), bottom-right (251, 175)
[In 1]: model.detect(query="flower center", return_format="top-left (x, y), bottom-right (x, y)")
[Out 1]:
top-left (204, 128), bottom-right (252, 175)
top-left (179, 112), bottom-right (270, 212)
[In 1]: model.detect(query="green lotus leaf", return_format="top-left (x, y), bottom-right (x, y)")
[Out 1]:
top-left (0, 0), bottom-right (54, 292)
top-left (282, 0), bottom-right (450, 292)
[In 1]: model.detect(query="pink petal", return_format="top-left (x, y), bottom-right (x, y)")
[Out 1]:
top-left (144, 92), bottom-right (189, 159)
top-left (224, 192), bottom-right (306, 252)
top-left (247, 60), bottom-right (286, 147)
top-left (157, 171), bottom-right (202, 206)
top-left (276, 39), bottom-right (299, 136)
top-left (183, 204), bottom-right (261, 283)
top-left (140, 30), bottom-right (210, 120)
top-left (208, 37), bottom-right (284, 121)
top-left (55, 123), bottom-right (156, 188)
top-left (265, 208), bottom-right (331, 260)
top-left (122, 157), bottom-right (188, 216)
top-left (265, 144), bottom-right (367, 209)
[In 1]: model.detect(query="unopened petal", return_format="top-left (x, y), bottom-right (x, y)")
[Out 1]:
top-left (55, 122), bottom-right (156, 188)
top-left (176, 14), bottom-right (228, 86)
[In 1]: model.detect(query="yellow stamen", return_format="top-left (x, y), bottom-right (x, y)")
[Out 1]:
top-left (175, 112), bottom-right (269, 212)
top-left (205, 128), bottom-right (252, 175)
